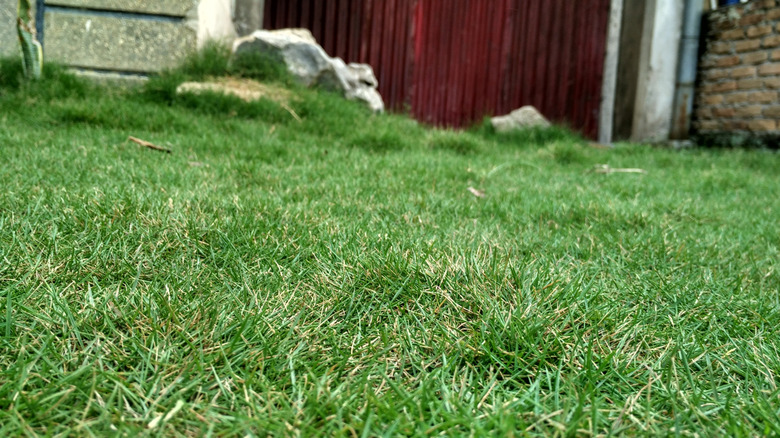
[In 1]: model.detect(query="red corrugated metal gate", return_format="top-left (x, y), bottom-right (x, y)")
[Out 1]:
top-left (264, 0), bottom-right (611, 138)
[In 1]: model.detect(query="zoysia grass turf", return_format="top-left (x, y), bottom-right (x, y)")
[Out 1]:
top-left (1, 54), bottom-right (779, 436)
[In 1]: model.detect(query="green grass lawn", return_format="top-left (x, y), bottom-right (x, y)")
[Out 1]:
top-left (1, 54), bottom-right (779, 436)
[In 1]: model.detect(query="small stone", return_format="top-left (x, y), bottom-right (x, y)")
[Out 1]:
top-left (490, 106), bottom-right (551, 133)
top-left (232, 28), bottom-right (385, 113)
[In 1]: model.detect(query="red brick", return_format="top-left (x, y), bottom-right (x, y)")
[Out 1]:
top-left (724, 120), bottom-right (748, 130)
top-left (742, 52), bottom-right (768, 65)
top-left (731, 66), bottom-right (758, 77)
top-left (768, 9), bottom-right (780, 20)
top-left (722, 29), bottom-right (746, 39)
top-left (716, 55), bottom-right (741, 67)
top-left (696, 107), bottom-right (714, 119)
top-left (709, 81), bottom-right (738, 93)
top-left (739, 14), bottom-right (764, 27)
top-left (747, 119), bottom-right (777, 131)
top-left (701, 94), bottom-right (725, 105)
top-left (764, 77), bottom-right (780, 88)
top-left (695, 120), bottom-right (719, 131)
top-left (735, 39), bottom-right (762, 52)
top-left (758, 63), bottom-right (780, 75)
top-left (763, 106), bottom-right (780, 117)
top-left (699, 56), bottom-right (717, 68)
top-left (738, 78), bottom-right (763, 89)
top-left (709, 18), bottom-right (735, 33)
top-left (712, 107), bottom-right (736, 117)
top-left (711, 41), bottom-right (731, 54)
top-left (704, 69), bottom-right (731, 80)
top-left (724, 92), bottom-right (750, 104)
top-left (734, 105), bottom-right (764, 117)
top-left (749, 91), bottom-right (778, 103)
top-left (764, 35), bottom-right (780, 48)
top-left (747, 25), bottom-right (773, 38)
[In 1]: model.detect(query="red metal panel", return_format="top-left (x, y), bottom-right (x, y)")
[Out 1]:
top-left (264, 0), bottom-right (611, 138)
top-left (368, 0), bottom-right (384, 97)
top-left (394, 0), bottom-right (410, 108)
top-left (299, 0), bottom-right (310, 30)
top-left (348, 0), bottom-right (362, 61)
top-left (336, 0), bottom-right (348, 58)
top-left (313, 0), bottom-right (323, 31)
top-left (381, 0), bottom-right (396, 106)
top-left (404, 0), bottom-right (417, 106)
top-left (486, 0), bottom-right (508, 120)
top-left (556, 1), bottom-right (577, 122)
top-left (498, 0), bottom-right (515, 114)
top-left (444, 0), bottom-right (461, 123)
top-left (459, 0), bottom-right (477, 123)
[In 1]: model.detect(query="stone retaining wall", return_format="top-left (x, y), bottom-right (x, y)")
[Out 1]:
top-left (695, 0), bottom-right (780, 135)
top-left (1, 1), bottom-right (263, 75)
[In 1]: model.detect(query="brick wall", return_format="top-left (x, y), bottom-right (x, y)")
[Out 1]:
top-left (695, 0), bottom-right (780, 135)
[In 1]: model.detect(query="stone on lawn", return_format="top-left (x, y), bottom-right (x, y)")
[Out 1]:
top-left (491, 106), bottom-right (551, 132)
top-left (232, 28), bottom-right (385, 113)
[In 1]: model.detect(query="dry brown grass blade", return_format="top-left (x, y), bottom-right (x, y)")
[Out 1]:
top-left (128, 136), bottom-right (172, 154)
top-left (592, 164), bottom-right (647, 174)
top-left (279, 102), bottom-right (303, 123)
top-left (467, 187), bottom-right (485, 198)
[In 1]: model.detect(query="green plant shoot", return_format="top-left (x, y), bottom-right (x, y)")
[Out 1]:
top-left (17, 0), bottom-right (43, 79)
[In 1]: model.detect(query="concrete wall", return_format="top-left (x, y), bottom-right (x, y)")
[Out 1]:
top-left (695, 0), bottom-right (780, 134)
top-left (43, 1), bottom-right (197, 73)
top-left (43, 0), bottom-right (223, 73)
top-left (1, 0), bottom-right (20, 57)
top-left (1, 1), bottom-right (264, 74)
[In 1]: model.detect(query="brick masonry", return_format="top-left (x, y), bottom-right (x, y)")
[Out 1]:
top-left (695, 0), bottom-right (780, 134)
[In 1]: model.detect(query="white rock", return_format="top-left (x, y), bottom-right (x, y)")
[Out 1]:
top-left (491, 106), bottom-right (551, 132)
top-left (232, 28), bottom-right (385, 113)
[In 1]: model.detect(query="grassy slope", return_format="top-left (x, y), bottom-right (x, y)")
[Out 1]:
top-left (1, 57), bottom-right (779, 436)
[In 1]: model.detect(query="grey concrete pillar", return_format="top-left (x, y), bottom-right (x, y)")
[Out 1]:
top-left (631, 0), bottom-right (685, 142)
top-left (234, 0), bottom-right (264, 37)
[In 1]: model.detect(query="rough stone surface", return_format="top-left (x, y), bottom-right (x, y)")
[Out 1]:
top-left (1, 0), bottom-right (19, 57)
top-left (44, 0), bottom-right (196, 17)
top-left (43, 10), bottom-right (196, 72)
top-left (233, 28), bottom-right (385, 113)
top-left (490, 106), bottom-right (551, 132)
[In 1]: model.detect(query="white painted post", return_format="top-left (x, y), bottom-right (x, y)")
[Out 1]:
top-left (197, 0), bottom-right (239, 47)
top-left (631, 0), bottom-right (685, 142)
